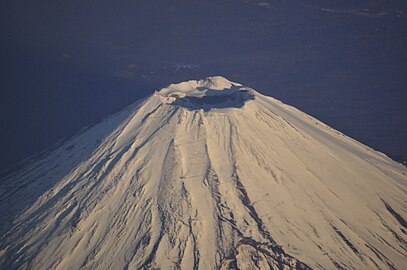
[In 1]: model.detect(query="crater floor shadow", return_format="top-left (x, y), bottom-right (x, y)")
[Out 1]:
top-left (170, 88), bottom-right (255, 111)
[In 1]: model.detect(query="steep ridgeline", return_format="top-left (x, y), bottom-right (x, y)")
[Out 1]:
top-left (0, 77), bottom-right (406, 270)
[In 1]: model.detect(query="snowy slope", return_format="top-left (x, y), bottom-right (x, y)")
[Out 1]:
top-left (0, 76), bottom-right (406, 270)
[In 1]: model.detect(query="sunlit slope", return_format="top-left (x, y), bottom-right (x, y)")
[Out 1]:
top-left (1, 77), bottom-right (406, 270)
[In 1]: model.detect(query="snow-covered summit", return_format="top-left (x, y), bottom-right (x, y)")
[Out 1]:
top-left (157, 76), bottom-right (243, 97)
top-left (156, 76), bottom-right (254, 110)
top-left (0, 77), bottom-right (406, 270)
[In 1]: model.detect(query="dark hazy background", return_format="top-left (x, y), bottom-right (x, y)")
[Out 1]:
top-left (1, 0), bottom-right (407, 173)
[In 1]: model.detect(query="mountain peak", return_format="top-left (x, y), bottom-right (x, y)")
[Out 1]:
top-left (1, 78), bottom-right (406, 270)
top-left (156, 76), bottom-right (254, 111)
top-left (157, 76), bottom-right (242, 97)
